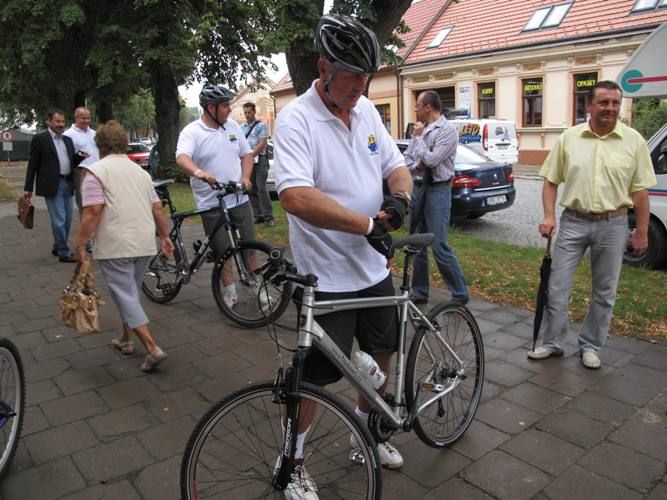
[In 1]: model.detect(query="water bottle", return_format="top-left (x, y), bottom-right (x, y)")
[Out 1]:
top-left (352, 351), bottom-right (386, 389)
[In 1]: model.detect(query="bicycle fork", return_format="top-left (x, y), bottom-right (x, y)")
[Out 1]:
top-left (271, 349), bottom-right (308, 491)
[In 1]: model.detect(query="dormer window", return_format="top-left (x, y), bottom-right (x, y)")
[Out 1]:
top-left (631, 0), bottom-right (667, 11)
top-left (427, 26), bottom-right (453, 49)
top-left (523, 3), bottom-right (572, 31)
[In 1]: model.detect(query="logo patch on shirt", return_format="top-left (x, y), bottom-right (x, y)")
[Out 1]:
top-left (228, 134), bottom-right (238, 143)
top-left (367, 134), bottom-right (378, 155)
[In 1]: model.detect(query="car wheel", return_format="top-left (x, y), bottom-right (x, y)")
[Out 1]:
top-left (623, 213), bottom-right (667, 269)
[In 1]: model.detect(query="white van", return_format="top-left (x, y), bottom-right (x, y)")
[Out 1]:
top-left (624, 123), bottom-right (667, 269)
top-left (617, 21), bottom-right (667, 269)
top-left (449, 119), bottom-right (519, 165)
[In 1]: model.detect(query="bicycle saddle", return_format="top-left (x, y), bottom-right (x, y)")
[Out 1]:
top-left (392, 233), bottom-right (434, 251)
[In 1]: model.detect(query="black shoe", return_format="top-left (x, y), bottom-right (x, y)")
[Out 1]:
top-left (254, 216), bottom-right (264, 224)
top-left (410, 295), bottom-right (428, 305)
top-left (59, 254), bottom-right (77, 263)
top-left (265, 218), bottom-right (275, 227)
top-left (51, 249), bottom-right (58, 256)
top-left (451, 296), bottom-right (469, 306)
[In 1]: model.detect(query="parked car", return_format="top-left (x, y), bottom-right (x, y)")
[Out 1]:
top-left (395, 140), bottom-right (515, 219)
top-left (127, 142), bottom-right (151, 169)
top-left (449, 119), bottom-right (519, 165)
top-left (266, 140), bottom-right (278, 199)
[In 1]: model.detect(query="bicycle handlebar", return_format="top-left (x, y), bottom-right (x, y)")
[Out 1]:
top-left (267, 233), bottom-right (435, 289)
top-left (212, 181), bottom-right (247, 195)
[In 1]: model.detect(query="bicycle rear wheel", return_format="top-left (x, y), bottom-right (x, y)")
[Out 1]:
top-left (0, 338), bottom-right (25, 479)
top-left (405, 303), bottom-right (484, 447)
top-left (181, 382), bottom-right (381, 499)
top-left (212, 241), bottom-right (293, 328)
top-left (142, 249), bottom-right (183, 303)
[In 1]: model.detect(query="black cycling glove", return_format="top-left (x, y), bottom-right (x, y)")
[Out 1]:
top-left (381, 195), bottom-right (408, 230)
top-left (365, 218), bottom-right (394, 259)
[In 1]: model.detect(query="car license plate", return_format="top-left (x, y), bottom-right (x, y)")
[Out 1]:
top-left (486, 195), bottom-right (506, 206)
top-left (496, 144), bottom-right (508, 150)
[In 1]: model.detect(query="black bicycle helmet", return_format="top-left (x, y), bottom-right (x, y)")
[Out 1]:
top-left (199, 85), bottom-right (236, 107)
top-left (315, 14), bottom-right (381, 74)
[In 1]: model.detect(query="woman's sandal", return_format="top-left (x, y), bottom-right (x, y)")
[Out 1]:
top-left (111, 338), bottom-right (135, 355)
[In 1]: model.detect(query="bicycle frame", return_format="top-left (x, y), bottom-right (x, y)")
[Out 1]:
top-left (162, 187), bottom-right (244, 285)
top-left (290, 250), bottom-right (465, 432)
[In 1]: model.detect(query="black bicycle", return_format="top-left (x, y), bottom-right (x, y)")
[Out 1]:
top-left (142, 180), bottom-right (293, 328)
top-left (0, 338), bottom-right (24, 480)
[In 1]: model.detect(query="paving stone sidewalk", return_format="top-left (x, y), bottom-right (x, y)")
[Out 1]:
top-left (0, 203), bottom-right (665, 500)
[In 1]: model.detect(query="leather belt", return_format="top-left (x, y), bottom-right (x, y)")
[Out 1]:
top-left (564, 207), bottom-right (628, 221)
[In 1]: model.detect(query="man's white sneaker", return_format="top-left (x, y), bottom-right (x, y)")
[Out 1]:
top-left (377, 441), bottom-right (403, 469)
top-left (349, 434), bottom-right (403, 469)
top-left (275, 457), bottom-right (318, 500)
top-left (527, 346), bottom-right (564, 360)
top-left (581, 351), bottom-right (601, 369)
top-left (223, 290), bottom-right (238, 309)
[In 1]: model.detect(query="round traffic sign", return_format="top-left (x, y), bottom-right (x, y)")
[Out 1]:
top-left (1, 130), bottom-right (15, 142)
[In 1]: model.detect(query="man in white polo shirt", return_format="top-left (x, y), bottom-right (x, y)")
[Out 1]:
top-left (64, 106), bottom-right (100, 212)
top-left (273, 14), bottom-right (413, 497)
top-left (176, 85), bottom-right (254, 307)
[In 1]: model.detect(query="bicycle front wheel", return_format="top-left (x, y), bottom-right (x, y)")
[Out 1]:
top-left (141, 249), bottom-right (182, 303)
top-left (0, 338), bottom-right (25, 479)
top-left (181, 382), bottom-right (381, 499)
top-left (212, 241), bottom-right (293, 328)
top-left (406, 303), bottom-right (484, 447)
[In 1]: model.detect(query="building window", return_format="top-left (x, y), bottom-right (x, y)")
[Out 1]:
top-left (631, 0), bottom-right (667, 11)
top-left (573, 73), bottom-right (598, 125)
top-left (375, 104), bottom-right (391, 133)
top-left (427, 27), bottom-right (453, 49)
top-left (522, 78), bottom-right (543, 127)
top-left (478, 82), bottom-right (496, 119)
top-left (523, 3), bottom-right (572, 31)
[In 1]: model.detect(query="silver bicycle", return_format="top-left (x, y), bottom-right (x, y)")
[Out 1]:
top-left (181, 233), bottom-right (485, 499)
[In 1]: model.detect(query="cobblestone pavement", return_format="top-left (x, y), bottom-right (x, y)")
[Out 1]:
top-left (452, 176), bottom-right (563, 250)
top-left (0, 202), bottom-right (665, 500)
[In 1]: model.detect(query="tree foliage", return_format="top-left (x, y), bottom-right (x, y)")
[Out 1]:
top-left (115, 88), bottom-right (156, 139)
top-left (631, 98), bottom-right (667, 140)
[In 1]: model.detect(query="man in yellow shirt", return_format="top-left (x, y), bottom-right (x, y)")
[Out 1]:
top-left (529, 80), bottom-right (656, 369)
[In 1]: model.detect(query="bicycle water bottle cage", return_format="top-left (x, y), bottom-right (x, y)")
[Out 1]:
top-left (193, 240), bottom-right (202, 253)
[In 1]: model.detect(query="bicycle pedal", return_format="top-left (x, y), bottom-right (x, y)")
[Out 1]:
top-left (349, 447), bottom-right (366, 465)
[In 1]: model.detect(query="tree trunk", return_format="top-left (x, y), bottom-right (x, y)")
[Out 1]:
top-left (151, 65), bottom-right (180, 177)
top-left (286, 45), bottom-right (319, 96)
top-left (97, 101), bottom-right (113, 123)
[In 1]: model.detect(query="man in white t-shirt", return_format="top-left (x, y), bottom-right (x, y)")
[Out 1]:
top-left (64, 107), bottom-right (100, 212)
top-left (176, 85), bottom-right (255, 308)
top-left (273, 14), bottom-right (413, 497)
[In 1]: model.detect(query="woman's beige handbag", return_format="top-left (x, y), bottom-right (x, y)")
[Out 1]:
top-left (60, 260), bottom-right (104, 333)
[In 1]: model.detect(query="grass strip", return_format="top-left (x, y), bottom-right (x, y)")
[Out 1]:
top-left (166, 182), bottom-right (667, 341)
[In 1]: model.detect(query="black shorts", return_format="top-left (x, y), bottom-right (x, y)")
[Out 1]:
top-left (294, 273), bottom-right (398, 386)
top-left (201, 201), bottom-right (255, 257)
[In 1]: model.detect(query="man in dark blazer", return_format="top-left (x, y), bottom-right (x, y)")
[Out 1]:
top-left (24, 109), bottom-right (84, 262)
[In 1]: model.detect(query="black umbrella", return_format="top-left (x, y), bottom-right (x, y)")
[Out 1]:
top-left (532, 235), bottom-right (552, 352)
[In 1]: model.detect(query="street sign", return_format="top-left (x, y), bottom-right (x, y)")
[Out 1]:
top-left (3, 142), bottom-right (12, 151)
top-left (1, 130), bottom-right (15, 142)
top-left (617, 22), bottom-right (667, 98)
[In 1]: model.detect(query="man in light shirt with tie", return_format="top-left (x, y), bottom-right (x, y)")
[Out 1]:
top-left (64, 107), bottom-right (100, 212)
